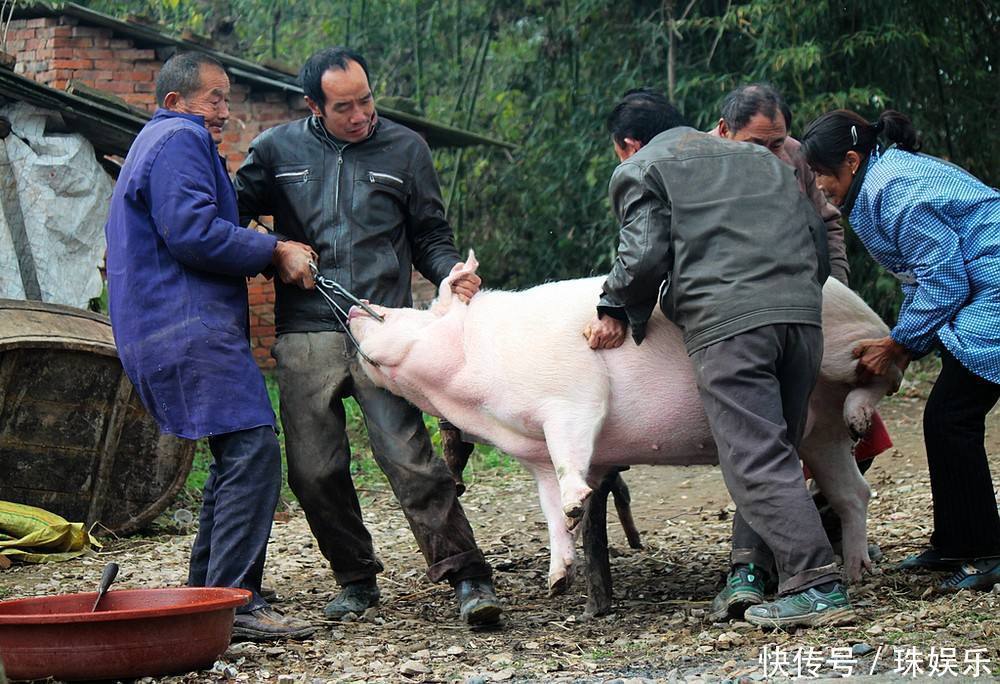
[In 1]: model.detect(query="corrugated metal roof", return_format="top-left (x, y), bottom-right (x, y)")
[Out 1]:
top-left (13, 1), bottom-right (515, 150)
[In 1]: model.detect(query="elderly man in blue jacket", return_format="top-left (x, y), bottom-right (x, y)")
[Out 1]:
top-left (105, 52), bottom-right (317, 641)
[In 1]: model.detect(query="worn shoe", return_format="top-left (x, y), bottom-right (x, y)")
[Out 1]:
top-left (744, 582), bottom-right (855, 628)
top-left (896, 548), bottom-right (968, 572)
top-left (709, 564), bottom-right (767, 622)
top-left (323, 578), bottom-right (380, 620)
top-left (231, 607), bottom-right (316, 642)
top-left (937, 557), bottom-right (1000, 592)
top-left (455, 577), bottom-right (502, 626)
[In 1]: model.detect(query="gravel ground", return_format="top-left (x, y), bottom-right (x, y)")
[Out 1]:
top-left (2, 374), bottom-right (999, 683)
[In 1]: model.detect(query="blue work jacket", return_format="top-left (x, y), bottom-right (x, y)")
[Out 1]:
top-left (105, 109), bottom-right (278, 439)
top-left (850, 147), bottom-right (1000, 383)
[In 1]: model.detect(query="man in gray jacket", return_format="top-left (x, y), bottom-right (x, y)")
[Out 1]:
top-left (235, 47), bottom-right (501, 626)
top-left (584, 88), bottom-right (853, 628)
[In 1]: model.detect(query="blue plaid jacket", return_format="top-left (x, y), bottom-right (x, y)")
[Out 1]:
top-left (849, 147), bottom-right (1000, 383)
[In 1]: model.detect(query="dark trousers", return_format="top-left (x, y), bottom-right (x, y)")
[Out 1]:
top-left (925, 346), bottom-right (1000, 558)
top-left (273, 331), bottom-right (491, 586)
top-left (692, 323), bottom-right (838, 595)
top-left (188, 425), bottom-right (281, 613)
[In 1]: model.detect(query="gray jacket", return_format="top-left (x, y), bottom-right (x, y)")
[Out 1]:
top-left (235, 115), bottom-right (461, 334)
top-left (598, 126), bottom-right (828, 353)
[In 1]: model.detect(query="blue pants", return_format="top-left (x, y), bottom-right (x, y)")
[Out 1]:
top-left (187, 425), bottom-right (281, 613)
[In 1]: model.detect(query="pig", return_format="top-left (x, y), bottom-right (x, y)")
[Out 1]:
top-left (348, 252), bottom-right (896, 596)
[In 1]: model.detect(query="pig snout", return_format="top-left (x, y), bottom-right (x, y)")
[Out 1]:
top-left (348, 305), bottom-right (363, 322)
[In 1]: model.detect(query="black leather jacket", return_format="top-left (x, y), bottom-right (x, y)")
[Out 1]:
top-left (235, 115), bottom-right (461, 333)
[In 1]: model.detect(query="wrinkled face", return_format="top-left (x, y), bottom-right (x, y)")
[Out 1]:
top-left (724, 112), bottom-right (786, 156)
top-left (306, 60), bottom-right (376, 143)
top-left (169, 64), bottom-right (231, 144)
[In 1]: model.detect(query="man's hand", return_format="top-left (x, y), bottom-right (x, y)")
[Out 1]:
top-left (584, 314), bottom-right (627, 350)
top-left (272, 240), bottom-right (317, 290)
top-left (852, 336), bottom-right (910, 386)
top-left (448, 260), bottom-right (482, 303)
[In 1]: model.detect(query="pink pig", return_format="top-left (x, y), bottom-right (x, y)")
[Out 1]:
top-left (348, 252), bottom-right (895, 592)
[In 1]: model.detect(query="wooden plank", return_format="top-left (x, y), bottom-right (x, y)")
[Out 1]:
top-left (87, 371), bottom-right (133, 528)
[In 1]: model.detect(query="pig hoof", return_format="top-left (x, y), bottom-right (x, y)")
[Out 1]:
top-left (548, 569), bottom-right (574, 596)
top-left (844, 405), bottom-right (874, 441)
top-left (561, 486), bottom-right (593, 521)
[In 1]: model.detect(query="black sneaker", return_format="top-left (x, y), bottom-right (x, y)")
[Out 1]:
top-left (455, 577), bottom-right (502, 626)
top-left (709, 564), bottom-right (766, 622)
top-left (231, 607), bottom-right (316, 642)
top-left (744, 582), bottom-right (855, 628)
top-left (323, 578), bottom-right (380, 620)
top-left (896, 548), bottom-right (968, 572)
top-left (937, 557), bottom-right (1000, 592)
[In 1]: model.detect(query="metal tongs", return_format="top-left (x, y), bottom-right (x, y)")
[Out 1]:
top-left (309, 262), bottom-right (384, 323)
top-left (309, 261), bottom-right (383, 367)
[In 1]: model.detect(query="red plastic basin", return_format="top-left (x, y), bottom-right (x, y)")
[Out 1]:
top-left (0, 587), bottom-right (250, 681)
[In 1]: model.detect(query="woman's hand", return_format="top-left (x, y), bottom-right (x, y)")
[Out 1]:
top-left (852, 336), bottom-right (911, 386)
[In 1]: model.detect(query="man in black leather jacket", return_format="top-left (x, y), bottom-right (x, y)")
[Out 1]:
top-left (234, 47), bottom-right (502, 626)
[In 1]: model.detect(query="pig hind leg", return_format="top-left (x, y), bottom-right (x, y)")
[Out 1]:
top-left (800, 420), bottom-right (872, 582)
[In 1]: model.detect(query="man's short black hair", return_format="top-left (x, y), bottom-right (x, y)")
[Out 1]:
top-left (606, 88), bottom-right (687, 147)
top-left (299, 47), bottom-right (370, 109)
top-left (155, 52), bottom-right (226, 107)
top-left (720, 83), bottom-right (787, 133)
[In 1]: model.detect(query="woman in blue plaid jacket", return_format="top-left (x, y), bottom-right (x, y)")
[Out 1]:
top-left (800, 108), bottom-right (1000, 592)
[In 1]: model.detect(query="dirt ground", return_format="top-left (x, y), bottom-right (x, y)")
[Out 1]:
top-left (3, 373), bottom-right (999, 683)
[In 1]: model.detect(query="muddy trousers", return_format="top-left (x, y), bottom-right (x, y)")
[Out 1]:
top-left (273, 331), bottom-right (491, 586)
top-left (188, 425), bottom-right (281, 613)
top-left (925, 346), bottom-right (1000, 558)
top-left (691, 323), bottom-right (839, 595)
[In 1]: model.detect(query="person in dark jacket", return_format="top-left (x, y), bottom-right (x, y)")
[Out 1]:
top-left (706, 83), bottom-right (890, 619)
top-left (584, 88), bottom-right (854, 628)
top-left (802, 108), bottom-right (1000, 591)
top-left (105, 52), bottom-right (317, 640)
top-left (234, 47), bottom-right (502, 626)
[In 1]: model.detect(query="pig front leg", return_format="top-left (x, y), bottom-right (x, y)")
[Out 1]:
top-left (542, 405), bottom-right (606, 525)
top-left (529, 463), bottom-right (578, 595)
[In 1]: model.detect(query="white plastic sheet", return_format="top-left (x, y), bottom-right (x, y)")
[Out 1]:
top-left (0, 101), bottom-right (113, 307)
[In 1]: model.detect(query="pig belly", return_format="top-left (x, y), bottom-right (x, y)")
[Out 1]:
top-left (592, 310), bottom-right (717, 466)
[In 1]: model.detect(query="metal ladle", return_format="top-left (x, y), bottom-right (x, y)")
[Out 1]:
top-left (91, 562), bottom-right (119, 612)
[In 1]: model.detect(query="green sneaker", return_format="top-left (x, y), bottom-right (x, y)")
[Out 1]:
top-left (709, 563), bottom-right (767, 622)
top-left (744, 582), bottom-right (855, 628)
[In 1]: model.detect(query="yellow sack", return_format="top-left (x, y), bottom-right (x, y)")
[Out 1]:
top-left (0, 501), bottom-right (102, 563)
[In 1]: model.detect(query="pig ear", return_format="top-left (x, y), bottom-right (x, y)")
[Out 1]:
top-left (433, 250), bottom-right (478, 316)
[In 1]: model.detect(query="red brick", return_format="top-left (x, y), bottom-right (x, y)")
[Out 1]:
top-left (109, 39), bottom-right (132, 48)
top-left (134, 81), bottom-right (156, 93)
top-left (51, 58), bottom-right (93, 69)
top-left (118, 48), bottom-right (156, 61)
top-left (17, 50), bottom-right (35, 62)
top-left (66, 37), bottom-right (94, 48)
top-left (51, 80), bottom-right (69, 89)
top-left (34, 48), bottom-right (54, 60)
top-left (100, 80), bottom-right (135, 94)
top-left (51, 47), bottom-right (74, 59)
top-left (11, 28), bottom-right (34, 40)
top-left (25, 18), bottom-right (57, 28)
top-left (74, 69), bottom-right (114, 81)
top-left (51, 26), bottom-right (74, 37)
top-left (258, 335), bottom-right (276, 348)
top-left (92, 59), bottom-right (119, 70)
top-left (86, 50), bottom-right (115, 60)
top-left (126, 69), bottom-right (154, 81)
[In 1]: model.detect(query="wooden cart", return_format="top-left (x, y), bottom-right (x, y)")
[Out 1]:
top-left (0, 299), bottom-right (195, 535)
